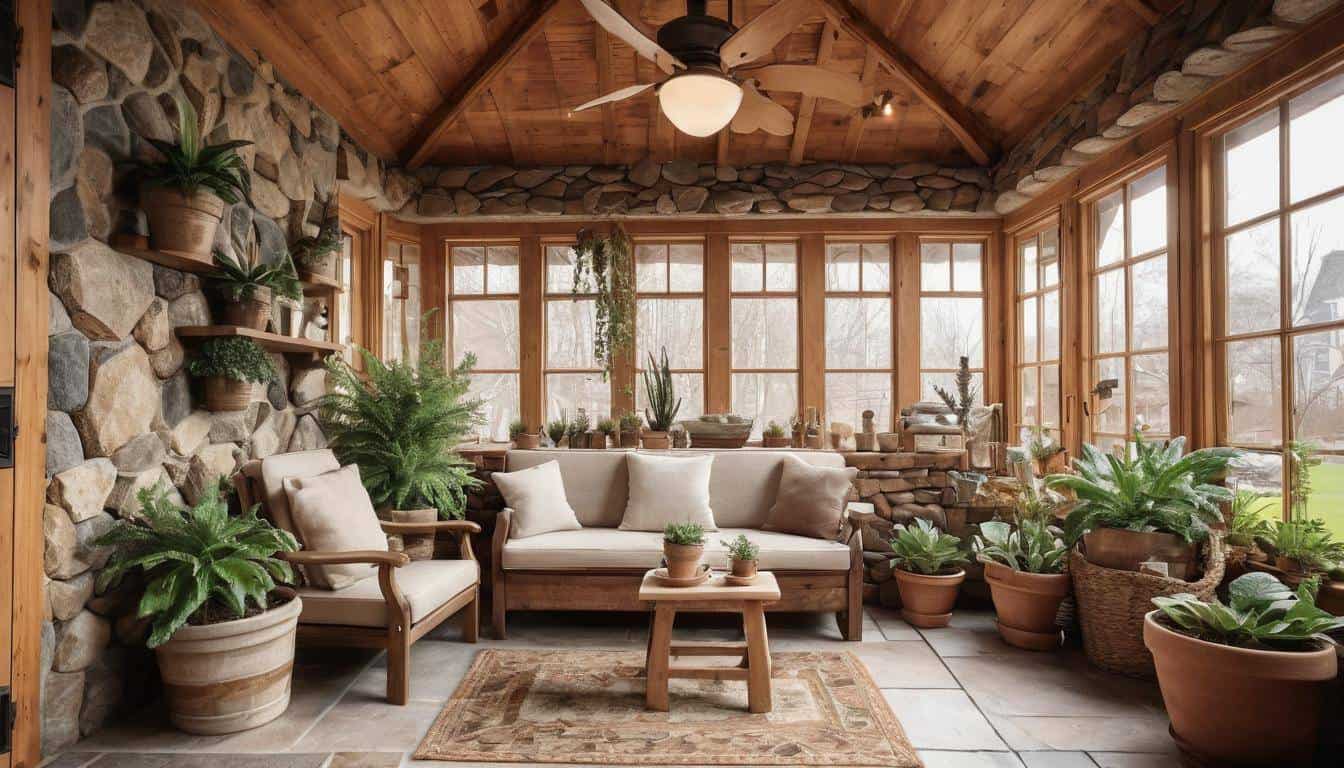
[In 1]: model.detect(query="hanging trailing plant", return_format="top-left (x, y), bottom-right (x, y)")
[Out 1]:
top-left (571, 225), bottom-right (634, 380)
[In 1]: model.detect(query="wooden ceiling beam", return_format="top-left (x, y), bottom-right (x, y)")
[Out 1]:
top-left (596, 25), bottom-right (618, 166)
top-left (814, 0), bottom-right (997, 166)
top-left (789, 20), bottom-right (838, 166)
top-left (402, 0), bottom-right (565, 169)
top-left (842, 47), bottom-right (879, 161)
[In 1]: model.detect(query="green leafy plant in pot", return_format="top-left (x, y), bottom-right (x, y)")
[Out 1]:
top-left (722, 533), bottom-right (760, 579)
top-left (762, 420), bottom-right (790, 448)
top-left (663, 522), bottom-right (706, 580)
top-left (546, 419), bottom-right (568, 448)
top-left (595, 418), bottom-right (617, 449)
top-left (139, 96), bottom-right (252, 259)
top-left (211, 232), bottom-right (302, 331)
top-left (618, 411), bottom-right (642, 448)
top-left (642, 347), bottom-right (681, 449)
top-left (888, 518), bottom-right (968, 628)
top-left (96, 482), bottom-right (300, 734)
top-left (510, 418), bottom-right (541, 449)
top-left (1144, 572), bottom-right (1343, 766)
top-left (188, 337), bottom-right (276, 412)
top-left (566, 412), bottom-right (592, 449)
top-left (290, 207), bottom-right (341, 282)
top-left (973, 515), bottom-right (1069, 651)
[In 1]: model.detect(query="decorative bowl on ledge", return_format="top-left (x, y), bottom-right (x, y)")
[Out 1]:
top-left (680, 414), bottom-right (754, 448)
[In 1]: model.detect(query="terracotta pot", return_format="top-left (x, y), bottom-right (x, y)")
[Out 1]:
top-left (588, 430), bottom-right (608, 449)
top-left (1143, 611), bottom-right (1336, 766)
top-left (983, 561), bottom-right (1070, 651)
top-left (155, 588), bottom-right (301, 735)
top-left (876, 432), bottom-right (902, 452)
top-left (1276, 555), bottom-right (1309, 575)
top-left (663, 541), bottom-right (704, 580)
top-left (762, 435), bottom-right (790, 448)
top-left (387, 508), bottom-right (436, 561)
top-left (618, 430), bottom-right (639, 448)
top-left (566, 433), bottom-right (586, 449)
top-left (894, 568), bottom-right (965, 628)
top-left (203, 377), bottom-right (255, 412)
top-left (513, 433), bottom-right (541, 450)
top-left (298, 250), bottom-right (338, 281)
top-left (642, 431), bottom-right (670, 449)
top-left (731, 558), bottom-right (758, 578)
top-left (222, 287), bottom-right (273, 331)
top-left (144, 185), bottom-right (226, 258)
top-left (1082, 528), bottom-right (1196, 580)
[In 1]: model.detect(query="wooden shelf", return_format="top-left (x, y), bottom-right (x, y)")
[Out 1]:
top-left (300, 271), bottom-right (344, 294)
top-left (121, 247), bottom-right (215, 274)
top-left (175, 325), bottom-right (343, 356)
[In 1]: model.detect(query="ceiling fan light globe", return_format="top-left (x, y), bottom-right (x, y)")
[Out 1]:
top-left (658, 73), bottom-right (743, 137)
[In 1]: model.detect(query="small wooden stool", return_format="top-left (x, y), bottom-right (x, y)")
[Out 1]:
top-left (638, 570), bottom-right (781, 714)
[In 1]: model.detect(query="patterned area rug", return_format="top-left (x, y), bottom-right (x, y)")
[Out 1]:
top-left (415, 649), bottom-right (922, 766)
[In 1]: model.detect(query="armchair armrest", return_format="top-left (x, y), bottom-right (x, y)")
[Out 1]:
top-left (380, 519), bottom-right (480, 562)
top-left (282, 550), bottom-right (410, 568)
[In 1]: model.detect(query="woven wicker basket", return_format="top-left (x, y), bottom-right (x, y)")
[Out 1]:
top-left (1070, 535), bottom-right (1225, 678)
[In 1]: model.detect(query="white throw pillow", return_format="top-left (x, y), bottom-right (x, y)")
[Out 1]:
top-left (619, 453), bottom-right (717, 532)
top-left (283, 465), bottom-right (388, 590)
top-left (493, 460), bottom-right (583, 539)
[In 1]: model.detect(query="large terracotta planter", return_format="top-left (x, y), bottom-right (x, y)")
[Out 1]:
top-left (155, 589), bottom-right (302, 735)
top-left (513, 433), bottom-right (541, 450)
top-left (1082, 528), bottom-right (1196, 579)
top-left (144, 186), bottom-right (226, 258)
top-left (894, 568), bottom-right (965, 628)
top-left (663, 541), bottom-right (704, 579)
top-left (983, 561), bottom-right (1069, 651)
top-left (1143, 611), bottom-right (1336, 766)
top-left (203, 377), bottom-right (255, 412)
top-left (222, 287), bottom-right (273, 331)
top-left (642, 431), bottom-right (670, 449)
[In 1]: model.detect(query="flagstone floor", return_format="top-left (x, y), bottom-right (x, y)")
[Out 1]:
top-left (47, 608), bottom-right (1180, 768)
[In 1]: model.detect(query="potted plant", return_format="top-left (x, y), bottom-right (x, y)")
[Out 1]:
top-left (546, 419), bottom-right (568, 448)
top-left (139, 96), bottom-right (252, 259)
top-left (566, 412), bottom-right (591, 449)
top-left (510, 419), bottom-right (540, 449)
top-left (212, 241), bottom-right (302, 331)
top-left (933, 355), bottom-right (978, 430)
top-left (973, 518), bottom-right (1069, 650)
top-left (889, 518), bottom-right (968, 628)
top-left (290, 208), bottom-right (341, 282)
top-left (663, 522), bottom-right (706, 579)
top-left (1225, 489), bottom-right (1274, 573)
top-left (596, 418), bottom-right (617, 449)
top-left (722, 533), bottom-right (760, 579)
top-left (1145, 572), bottom-right (1343, 766)
top-left (96, 483), bottom-right (300, 734)
top-left (1269, 518), bottom-right (1343, 576)
top-left (319, 336), bottom-right (483, 520)
top-left (1026, 425), bottom-right (1068, 475)
top-left (642, 347), bottom-right (681, 449)
top-left (188, 337), bottom-right (276, 412)
top-left (618, 412), bottom-right (642, 448)
top-left (762, 420), bottom-right (790, 448)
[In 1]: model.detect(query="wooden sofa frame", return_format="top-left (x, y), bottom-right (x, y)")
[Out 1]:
top-left (490, 509), bottom-right (865, 641)
top-left (235, 469), bottom-right (481, 705)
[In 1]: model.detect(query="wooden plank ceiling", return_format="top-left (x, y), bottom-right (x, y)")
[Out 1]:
top-left (196, 0), bottom-right (1167, 169)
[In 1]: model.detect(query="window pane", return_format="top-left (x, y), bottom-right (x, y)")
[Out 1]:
top-left (1226, 337), bottom-right (1283, 446)
top-left (732, 373), bottom-right (799, 440)
top-left (636, 298), bottom-right (703, 369)
top-left (451, 246), bottom-right (484, 294)
top-left (338, 235), bottom-right (353, 360)
top-left (1042, 289), bottom-right (1061, 361)
top-left (765, 243), bottom-right (797, 291)
top-left (1225, 109), bottom-right (1279, 226)
top-left (826, 243), bottom-right (861, 291)
top-left (468, 373), bottom-right (520, 442)
top-left (452, 301), bottom-right (519, 369)
top-left (1041, 229), bottom-right (1060, 287)
top-left (546, 245), bottom-right (583, 293)
top-left (487, 245), bottom-right (519, 293)
top-left (1041, 363), bottom-right (1061, 428)
top-left (921, 243), bottom-right (950, 291)
top-left (1020, 296), bottom-right (1038, 364)
top-left (1290, 193), bottom-right (1344, 327)
top-left (825, 372), bottom-right (892, 433)
top-left (636, 244), bottom-right (667, 292)
top-left (920, 297), bottom-right (984, 369)
top-left (1131, 255), bottom-right (1169, 351)
top-left (1227, 451), bottom-right (1285, 521)
top-left (1293, 328), bottom-right (1344, 450)
top-left (825, 297), bottom-right (891, 368)
top-left (546, 373), bottom-right (609, 422)
top-left (921, 371), bottom-right (985, 405)
top-left (1095, 357), bottom-right (1128, 434)
top-left (1225, 218), bottom-right (1281, 334)
top-left (382, 259), bottom-right (403, 363)
top-left (669, 243), bottom-right (704, 292)
top-left (1020, 239), bottom-right (1038, 292)
top-left (1130, 167), bottom-right (1167, 256)
top-left (730, 243), bottom-right (763, 292)
top-left (732, 298), bottom-right (798, 368)
top-left (1096, 190), bottom-right (1125, 267)
top-left (1020, 367), bottom-right (1039, 426)
top-left (952, 243), bottom-right (981, 291)
top-left (637, 373), bottom-right (703, 420)
top-left (1307, 455), bottom-right (1344, 536)
top-left (1289, 73), bottom-right (1344, 204)
top-left (546, 299), bottom-right (597, 369)
top-left (862, 243), bottom-right (891, 292)
top-left (1132, 352), bottom-right (1171, 434)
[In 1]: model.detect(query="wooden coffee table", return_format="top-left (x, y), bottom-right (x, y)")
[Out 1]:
top-left (638, 570), bottom-right (781, 714)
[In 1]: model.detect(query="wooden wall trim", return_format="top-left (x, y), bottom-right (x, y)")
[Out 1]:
top-left (797, 234), bottom-right (826, 421)
top-left (704, 235), bottom-right (732, 415)
top-left (893, 233), bottom-right (919, 409)
top-left (518, 236), bottom-right (545, 431)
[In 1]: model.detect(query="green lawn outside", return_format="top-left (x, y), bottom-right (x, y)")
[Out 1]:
top-left (1245, 461), bottom-right (1344, 536)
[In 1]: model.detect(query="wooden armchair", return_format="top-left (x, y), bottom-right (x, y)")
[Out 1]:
top-left (236, 451), bottom-right (481, 705)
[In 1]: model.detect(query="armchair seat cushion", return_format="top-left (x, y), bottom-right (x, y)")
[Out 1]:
top-left (297, 559), bottom-right (480, 628)
top-left (500, 527), bottom-right (851, 571)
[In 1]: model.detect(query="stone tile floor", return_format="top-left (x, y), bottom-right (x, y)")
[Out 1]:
top-left (49, 607), bottom-right (1181, 768)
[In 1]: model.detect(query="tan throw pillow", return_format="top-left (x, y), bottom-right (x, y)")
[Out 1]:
top-left (762, 455), bottom-right (859, 540)
top-left (493, 460), bottom-right (583, 539)
top-left (283, 465), bottom-right (389, 590)
top-left (619, 452), bottom-right (717, 532)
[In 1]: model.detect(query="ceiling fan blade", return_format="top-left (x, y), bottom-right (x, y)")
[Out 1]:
top-left (720, 0), bottom-right (815, 70)
top-left (571, 83), bottom-right (656, 113)
top-left (730, 81), bottom-right (794, 137)
top-left (578, 0), bottom-right (684, 75)
top-left (751, 64), bottom-right (874, 109)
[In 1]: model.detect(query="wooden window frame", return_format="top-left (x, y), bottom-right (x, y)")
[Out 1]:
top-left (728, 238), bottom-right (801, 437)
top-left (338, 194), bottom-right (379, 366)
top-left (382, 228), bottom-right (423, 365)
top-left (916, 236), bottom-right (990, 404)
top-left (823, 238), bottom-right (897, 431)
top-left (445, 240), bottom-right (524, 439)
top-left (1010, 219), bottom-right (1064, 439)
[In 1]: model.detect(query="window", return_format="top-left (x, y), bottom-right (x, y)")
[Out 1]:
top-left (1016, 227), bottom-right (1062, 436)
top-left (1088, 166), bottom-right (1172, 454)
top-left (824, 242), bottom-right (893, 431)
top-left (447, 243), bottom-right (520, 441)
top-left (635, 242), bottom-right (705, 420)
top-left (730, 241), bottom-right (799, 439)
top-left (545, 244), bottom-right (609, 421)
top-left (336, 233), bottom-right (356, 362)
top-left (1216, 72), bottom-right (1344, 532)
top-left (382, 240), bottom-right (421, 365)
top-left (919, 241), bottom-right (985, 404)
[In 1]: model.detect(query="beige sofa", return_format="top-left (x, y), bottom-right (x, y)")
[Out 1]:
top-left (491, 449), bottom-right (866, 640)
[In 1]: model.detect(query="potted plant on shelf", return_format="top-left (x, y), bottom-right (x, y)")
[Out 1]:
top-left (510, 419), bottom-right (540, 449)
top-left (138, 96), bottom-right (252, 259)
top-left (618, 412), bottom-right (642, 448)
top-left (567, 412), bottom-right (591, 449)
top-left (1224, 488), bottom-right (1274, 576)
top-left (596, 418), bottom-right (617, 449)
top-left (1269, 518), bottom-right (1344, 577)
top-left (889, 518), bottom-right (968, 628)
top-left (211, 240), bottom-right (302, 331)
top-left (973, 517), bottom-right (1070, 650)
top-left (762, 420), bottom-right (790, 448)
top-left (642, 347), bottom-right (681, 449)
top-left (722, 533), bottom-right (760, 579)
top-left (290, 209), bottom-right (341, 282)
top-left (933, 355), bottom-right (977, 431)
top-left (663, 522), bottom-right (706, 579)
top-left (188, 337), bottom-right (276, 411)
top-left (546, 419), bottom-right (568, 448)
top-left (96, 483), bottom-right (300, 734)
top-left (1026, 425), bottom-right (1068, 475)
top-left (1145, 572), bottom-right (1343, 766)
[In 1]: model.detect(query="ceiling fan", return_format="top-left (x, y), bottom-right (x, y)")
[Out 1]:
top-left (571, 0), bottom-right (873, 138)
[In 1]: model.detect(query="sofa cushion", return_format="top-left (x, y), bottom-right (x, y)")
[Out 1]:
top-left (493, 460), bottom-right (582, 539)
top-left (297, 559), bottom-right (479, 628)
top-left (259, 449), bottom-right (341, 541)
top-left (507, 449), bottom-right (629, 527)
top-left (501, 528), bottom-right (851, 571)
top-left (284, 464), bottom-right (388, 590)
top-left (762, 456), bottom-right (859, 540)
top-left (619, 453), bottom-right (717, 532)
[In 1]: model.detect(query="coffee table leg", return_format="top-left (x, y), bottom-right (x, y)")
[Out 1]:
top-left (743, 602), bottom-right (771, 714)
top-left (646, 604), bottom-right (675, 711)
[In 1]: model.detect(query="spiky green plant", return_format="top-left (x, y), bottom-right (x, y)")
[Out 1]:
top-left (1225, 489), bottom-right (1275, 549)
top-left (1153, 572), bottom-right (1344, 650)
top-left (889, 518), bottom-right (969, 575)
top-left (597, 418), bottom-right (617, 436)
top-left (187, 337), bottom-right (276, 383)
top-left (319, 337), bottom-right (483, 519)
top-left (664, 522), bottom-right (706, 546)
top-left (642, 347), bottom-right (682, 432)
top-left (508, 419), bottom-right (529, 439)
top-left (933, 355), bottom-right (978, 427)
top-left (291, 207), bottom-right (341, 271)
top-left (96, 483), bottom-right (297, 648)
top-left (546, 419), bottom-right (568, 445)
top-left (140, 96), bottom-right (252, 205)
top-left (973, 518), bottom-right (1067, 574)
top-left (212, 244), bottom-right (302, 303)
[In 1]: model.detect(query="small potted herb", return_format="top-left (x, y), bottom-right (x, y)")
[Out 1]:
top-left (889, 518), bottom-right (968, 628)
top-left (188, 337), bottom-right (276, 411)
top-left (618, 412), bottom-right (642, 448)
top-left (595, 418), bottom-right (617, 449)
top-left (1269, 518), bottom-right (1344, 576)
top-left (567, 412), bottom-right (591, 449)
top-left (663, 522), bottom-right (706, 580)
top-left (290, 209), bottom-right (341, 282)
top-left (212, 241), bottom-right (302, 331)
top-left (642, 347), bottom-right (681, 449)
top-left (510, 419), bottom-right (540, 450)
top-left (762, 420), bottom-right (790, 448)
top-left (722, 533), bottom-right (760, 579)
top-left (546, 419), bottom-right (568, 448)
top-left (973, 518), bottom-right (1069, 650)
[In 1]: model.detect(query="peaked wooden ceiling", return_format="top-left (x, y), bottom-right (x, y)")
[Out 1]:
top-left (195, 0), bottom-right (1174, 169)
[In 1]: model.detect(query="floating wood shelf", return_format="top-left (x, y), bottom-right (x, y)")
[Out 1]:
top-left (121, 246), bottom-right (215, 274)
top-left (175, 325), bottom-right (343, 356)
top-left (300, 271), bottom-right (344, 294)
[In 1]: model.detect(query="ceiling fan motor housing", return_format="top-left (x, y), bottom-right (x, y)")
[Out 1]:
top-left (658, 9), bottom-right (736, 70)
